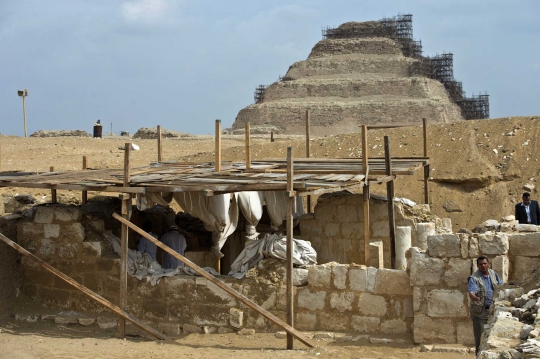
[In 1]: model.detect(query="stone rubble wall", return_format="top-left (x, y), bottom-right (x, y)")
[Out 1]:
top-left (308, 38), bottom-right (403, 58)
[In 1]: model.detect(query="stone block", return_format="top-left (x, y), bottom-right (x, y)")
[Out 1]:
top-left (38, 238), bottom-right (55, 258)
top-left (351, 316), bottom-right (380, 333)
top-left (297, 289), bottom-right (326, 310)
top-left (456, 320), bottom-right (475, 345)
top-left (307, 265), bottom-right (331, 287)
top-left (97, 317), bottom-right (118, 329)
top-left (293, 268), bottom-right (308, 286)
top-left (427, 289), bottom-right (467, 318)
top-left (341, 222), bottom-right (362, 238)
top-left (413, 287), bottom-right (423, 312)
top-left (183, 323), bottom-right (202, 334)
top-left (333, 264), bottom-right (348, 290)
top-left (168, 302), bottom-right (191, 323)
top-left (158, 323), bottom-right (181, 335)
top-left (236, 328), bottom-right (255, 335)
top-left (21, 222), bottom-right (44, 237)
top-left (338, 205), bottom-right (358, 222)
top-left (77, 318), bottom-right (95, 326)
top-left (369, 241), bottom-right (384, 269)
top-left (409, 255), bottom-right (444, 286)
top-left (82, 242), bottom-right (102, 257)
top-left (206, 281), bottom-right (236, 306)
top-left (202, 326), bottom-right (216, 334)
top-left (491, 255), bottom-right (509, 283)
top-left (510, 256), bottom-right (540, 283)
top-left (381, 319), bottom-right (407, 334)
top-left (318, 312), bottom-right (349, 332)
top-left (414, 314), bottom-right (455, 343)
top-left (57, 223), bottom-right (85, 243)
top-left (295, 312), bottom-right (317, 331)
top-left (349, 267), bottom-right (367, 292)
top-left (43, 224), bottom-right (60, 238)
top-left (443, 258), bottom-right (472, 288)
top-left (229, 308), bottom-right (243, 329)
top-left (195, 277), bottom-right (207, 286)
top-left (403, 298), bottom-right (414, 318)
top-left (217, 327), bottom-right (234, 334)
top-left (516, 224), bottom-right (539, 232)
top-left (357, 293), bottom-right (387, 316)
top-left (459, 234), bottom-right (469, 258)
top-left (416, 222), bottom-right (435, 251)
top-left (469, 236), bottom-right (480, 257)
top-left (54, 206), bottom-right (82, 222)
top-left (55, 243), bottom-right (78, 259)
top-left (427, 234), bottom-right (461, 257)
top-left (323, 222), bottom-right (340, 237)
top-left (164, 276), bottom-right (194, 301)
top-left (330, 292), bottom-right (355, 312)
top-left (508, 233), bottom-right (540, 256)
top-left (373, 269), bottom-right (412, 296)
top-left (367, 267), bottom-right (377, 292)
top-left (191, 305), bottom-right (229, 326)
top-left (35, 207), bottom-right (55, 224)
top-left (55, 316), bottom-right (77, 324)
top-left (478, 232), bottom-right (509, 255)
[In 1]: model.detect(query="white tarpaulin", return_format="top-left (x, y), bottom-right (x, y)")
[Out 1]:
top-left (104, 233), bottom-right (218, 285)
top-left (173, 192), bottom-right (238, 258)
top-left (263, 192), bottom-right (305, 230)
top-left (228, 233), bottom-right (317, 279)
top-left (237, 191), bottom-right (264, 240)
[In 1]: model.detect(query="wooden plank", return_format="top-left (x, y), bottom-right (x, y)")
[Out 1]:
top-left (0, 232), bottom-right (167, 341)
top-left (364, 183), bottom-right (370, 265)
top-left (157, 125), bottom-right (163, 162)
top-left (423, 118), bottom-right (429, 205)
top-left (0, 182), bottom-right (145, 193)
top-left (286, 147), bottom-right (294, 349)
top-left (119, 143), bottom-right (131, 338)
top-left (245, 122), bottom-right (251, 170)
top-left (82, 156), bottom-right (88, 205)
top-left (50, 166), bottom-right (57, 203)
top-left (384, 136), bottom-right (396, 269)
top-left (362, 125), bottom-right (368, 173)
top-left (111, 213), bottom-right (314, 348)
top-left (215, 120), bottom-right (221, 172)
top-left (306, 110), bottom-right (311, 214)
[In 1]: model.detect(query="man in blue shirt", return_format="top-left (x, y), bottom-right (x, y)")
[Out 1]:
top-left (468, 256), bottom-right (503, 355)
top-left (137, 221), bottom-right (158, 262)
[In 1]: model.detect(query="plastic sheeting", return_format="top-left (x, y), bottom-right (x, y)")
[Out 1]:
top-left (173, 192), bottom-right (238, 258)
top-left (228, 233), bottom-right (317, 279)
top-left (237, 191), bottom-right (264, 240)
top-left (104, 233), bottom-right (218, 285)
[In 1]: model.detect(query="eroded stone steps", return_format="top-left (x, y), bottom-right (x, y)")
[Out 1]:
top-left (308, 38), bottom-right (402, 58)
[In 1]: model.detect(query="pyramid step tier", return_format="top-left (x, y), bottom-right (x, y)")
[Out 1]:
top-left (308, 38), bottom-right (403, 58)
top-left (234, 98), bottom-right (462, 136)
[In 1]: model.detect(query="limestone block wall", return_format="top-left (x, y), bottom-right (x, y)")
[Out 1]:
top-left (298, 193), bottom-right (422, 268)
top-left (309, 38), bottom-right (402, 58)
top-left (410, 231), bottom-right (511, 345)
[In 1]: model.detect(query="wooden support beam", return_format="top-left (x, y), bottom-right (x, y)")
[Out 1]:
top-left (363, 183), bottom-right (370, 266)
top-left (245, 122), bottom-right (251, 170)
top-left (361, 125), bottom-right (368, 173)
top-left (111, 213), bottom-right (314, 348)
top-left (215, 120), bottom-right (221, 172)
top-left (157, 125), bottom-right (163, 162)
top-left (286, 147), bottom-right (295, 349)
top-left (423, 118), bottom-right (429, 205)
top-left (50, 166), bottom-right (57, 203)
top-left (82, 156), bottom-right (88, 205)
top-left (384, 136), bottom-right (396, 269)
top-left (306, 110), bottom-right (311, 213)
top-left (271, 131), bottom-right (274, 143)
top-left (119, 143), bottom-right (131, 338)
top-left (0, 132), bottom-right (2, 172)
top-left (0, 232), bottom-right (166, 340)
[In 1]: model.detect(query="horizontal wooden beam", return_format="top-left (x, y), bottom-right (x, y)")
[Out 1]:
top-left (0, 232), bottom-right (166, 340)
top-left (112, 213), bottom-right (314, 348)
top-left (0, 182), bottom-right (145, 194)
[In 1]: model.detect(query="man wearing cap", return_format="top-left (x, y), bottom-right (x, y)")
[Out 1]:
top-left (161, 225), bottom-right (187, 269)
top-left (468, 256), bottom-right (503, 355)
top-left (515, 192), bottom-right (540, 225)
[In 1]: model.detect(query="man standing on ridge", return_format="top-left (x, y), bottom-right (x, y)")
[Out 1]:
top-left (515, 192), bottom-right (540, 225)
top-left (468, 256), bottom-right (503, 355)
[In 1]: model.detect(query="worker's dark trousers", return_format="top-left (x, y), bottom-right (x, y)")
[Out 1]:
top-left (472, 310), bottom-right (490, 355)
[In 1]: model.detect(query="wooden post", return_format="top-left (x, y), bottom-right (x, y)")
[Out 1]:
top-left (50, 166), bottom-right (57, 203)
top-left (119, 143), bottom-right (131, 339)
top-left (286, 147), bottom-right (294, 350)
top-left (22, 94), bottom-right (27, 138)
top-left (157, 125), bottom-right (163, 162)
top-left (271, 131), bottom-right (274, 142)
top-left (245, 122), bottom-right (251, 170)
top-left (362, 125), bottom-right (370, 265)
top-left (215, 120), bottom-right (221, 172)
top-left (422, 118), bottom-right (430, 205)
top-left (384, 136), bottom-right (396, 269)
top-left (112, 213), bottom-right (314, 348)
top-left (305, 110), bottom-right (311, 213)
top-left (81, 156), bottom-right (88, 205)
top-left (0, 132), bottom-right (2, 171)
top-left (0, 232), bottom-right (167, 340)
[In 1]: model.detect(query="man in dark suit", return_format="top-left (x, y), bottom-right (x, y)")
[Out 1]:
top-left (515, 192), bottom-right (540, 225)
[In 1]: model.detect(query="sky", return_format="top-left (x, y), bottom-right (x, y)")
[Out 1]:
top-left (1, 0), bottom-right (539, 136)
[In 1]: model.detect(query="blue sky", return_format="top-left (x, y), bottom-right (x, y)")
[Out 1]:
top-left (1, 0), bottom-right (538, 136)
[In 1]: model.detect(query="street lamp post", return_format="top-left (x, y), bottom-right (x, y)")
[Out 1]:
top-left (17, 89), bottom-right (28, 137)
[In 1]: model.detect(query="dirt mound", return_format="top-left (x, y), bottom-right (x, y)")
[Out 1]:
top-left (133, 127), bottom-right (188, 139)
top-left (30, 130), bottom-right (91, 137)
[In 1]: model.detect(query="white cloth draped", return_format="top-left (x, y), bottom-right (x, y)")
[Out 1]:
top-left (237, 191), bottom-right (264, 240)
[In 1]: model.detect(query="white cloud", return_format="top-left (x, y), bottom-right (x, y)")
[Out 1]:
top-left (121, 0), bottom-right (169, 23)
